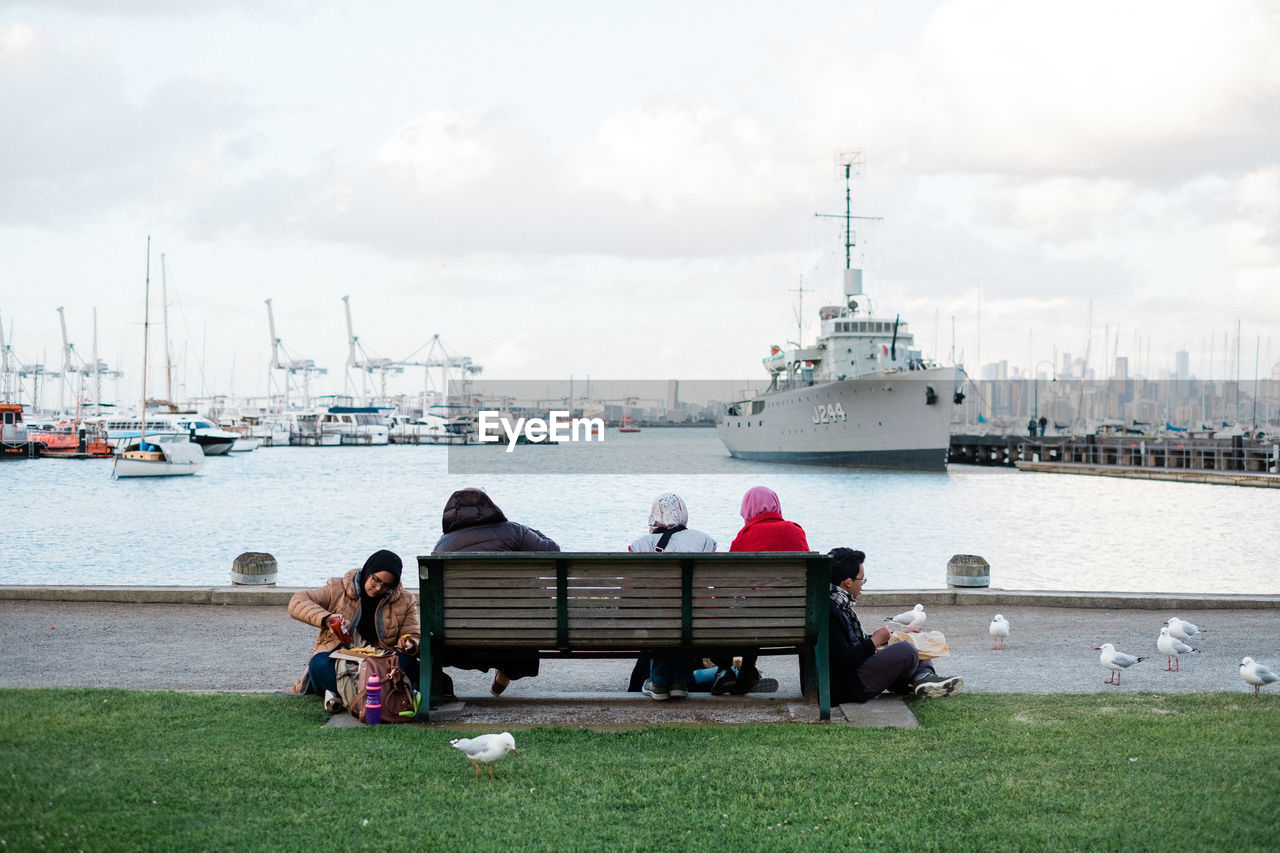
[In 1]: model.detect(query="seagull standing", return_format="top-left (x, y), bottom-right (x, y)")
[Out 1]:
top-left (989, 614), bottom-right (1010, 650)
top-left (1096, 643), bottom-right (1145, 686)
top-left (1239, 657), bottom-right (1279, 697)
top-left (450, 732), bottom-right (519, 779)
top-left (887, 604), bottom-right (926, 629)
top-left (1156, 626), bottom-right (1198, 672)
top-left (1165, 617), bottom-right (1203, 643)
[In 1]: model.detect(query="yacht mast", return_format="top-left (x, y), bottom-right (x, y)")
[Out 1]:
top-left (142, 238), bottom-right (151, 441)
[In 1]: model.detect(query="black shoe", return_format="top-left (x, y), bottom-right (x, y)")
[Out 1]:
top-left (729, 670), bottom-right (760, 695)
top-left (710, 668), bottom-right (739, 696)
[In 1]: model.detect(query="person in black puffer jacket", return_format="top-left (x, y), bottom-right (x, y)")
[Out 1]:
top-left (432, 487), bottom-right (559, 696)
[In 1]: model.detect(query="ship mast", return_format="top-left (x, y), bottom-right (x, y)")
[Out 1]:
top-left (815, 150), bottom-right (882, 271)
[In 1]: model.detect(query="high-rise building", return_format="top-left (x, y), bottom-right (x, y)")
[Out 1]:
top-left (1175, 350), bottom-right (1190, 381)
top-left (1114, 357), bottom-right (1128, 380)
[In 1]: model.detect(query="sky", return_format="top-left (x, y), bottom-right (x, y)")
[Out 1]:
top-left (2, 0), bottom-right (1279, 411)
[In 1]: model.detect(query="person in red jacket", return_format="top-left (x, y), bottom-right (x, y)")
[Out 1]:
top-left (712, 485), bottom-right (811, 694)
top-left (729, 485), bottom-right (809, 552)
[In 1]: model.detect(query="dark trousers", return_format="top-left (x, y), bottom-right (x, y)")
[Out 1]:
top-left (856, 642), bottom-right (934, 696)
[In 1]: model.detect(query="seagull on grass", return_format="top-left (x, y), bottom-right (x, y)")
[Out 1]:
top-left (1157, 626), bottom-right (1198, 672)
top-left (1239, 657), bottom-right (1278, 697)
top-left (887, 604), bottom-right (926, 629)
top-left (1096, 643), bottom-right (1145, 686)
top-left (989, 614), bottom-right (1009, 650)
top-left (450, 732), bottom-right (519, 779)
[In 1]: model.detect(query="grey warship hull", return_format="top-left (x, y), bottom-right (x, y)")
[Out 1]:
top-left (717, 366), bottom-right (960, 471)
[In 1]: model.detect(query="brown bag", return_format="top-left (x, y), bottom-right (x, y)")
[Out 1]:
top-left (335, 653), bottom-right (418, 723)
top-left (888, 630), bottom-right (950, 659)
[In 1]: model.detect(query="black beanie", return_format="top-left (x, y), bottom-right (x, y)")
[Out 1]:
top-left (828, 547), bottom-right (865, 585)
top-left (361, 549), bottom-right (403, 586)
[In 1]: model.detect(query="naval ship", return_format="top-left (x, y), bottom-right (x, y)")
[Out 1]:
top-left (718, 168), bottom-right (965, 470)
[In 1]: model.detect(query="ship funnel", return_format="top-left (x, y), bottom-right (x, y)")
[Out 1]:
top-left (843, 268), bottom-right (863, 297)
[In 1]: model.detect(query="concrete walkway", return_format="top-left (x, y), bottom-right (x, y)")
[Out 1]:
top-left (3, 586), bottom-right (1277, 727)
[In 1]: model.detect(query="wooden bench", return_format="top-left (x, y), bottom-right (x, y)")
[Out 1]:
top-left (416, 551), bottom-right (832, 720)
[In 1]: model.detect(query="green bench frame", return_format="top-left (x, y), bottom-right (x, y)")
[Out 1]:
top-left (416, 552), bottom-right (832, 721)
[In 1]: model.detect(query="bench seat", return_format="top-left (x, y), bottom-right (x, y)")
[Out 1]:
top-left (417, 552), bottom-right (832, 720)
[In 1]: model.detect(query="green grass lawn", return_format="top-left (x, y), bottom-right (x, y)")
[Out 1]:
top-left (1, 690), bottom-right (1276, 851)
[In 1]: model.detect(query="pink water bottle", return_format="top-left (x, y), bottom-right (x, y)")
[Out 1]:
top-left (364, 672), bottom-right (381, 725)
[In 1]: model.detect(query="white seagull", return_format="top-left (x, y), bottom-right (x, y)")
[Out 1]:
top-left (1239, 657), bottom-right (1279, 697)
top-left (989, 614), bottom-right (1010, 650)
top-left (887, 604), bottom-right (927, 629)
top-left (1165, 617), bottom-right (1204, 643)
top-left (1096, 643), bottom-right (1146, 686)
top-left (1156, 626), bottom-right (1198, 672)
top-left (450, 732), bottom-right (519, 779)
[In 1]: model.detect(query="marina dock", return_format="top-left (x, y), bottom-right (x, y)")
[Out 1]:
top-left (950, 432), bottom-right (1280, 486)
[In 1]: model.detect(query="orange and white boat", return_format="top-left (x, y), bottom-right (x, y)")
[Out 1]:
top-left (28, 419), bottom-right (114, 458)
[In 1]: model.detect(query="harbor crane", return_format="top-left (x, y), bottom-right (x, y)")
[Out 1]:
top-left (342, 295), bottom-right (402, 406)
top-left (1, 311), bottom-right (58, 412)
top-left (265, 298), bottom-right (327, 410)
top-left (56, 306), bottom-right (119, 416)
top-left (400, 334), bottom-right (483, 418)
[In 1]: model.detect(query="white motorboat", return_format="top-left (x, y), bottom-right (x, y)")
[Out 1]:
top-left (321, 406), bottom-right (390, 445)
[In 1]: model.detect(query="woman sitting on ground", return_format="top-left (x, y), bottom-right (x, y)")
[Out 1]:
top-left (286, 549), bottom-right (419, 711)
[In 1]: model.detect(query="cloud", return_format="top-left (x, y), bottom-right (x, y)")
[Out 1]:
top-left (0, 19), bottom-right (257, 226)
top-left (793, 0), bottom-right (1280, 184)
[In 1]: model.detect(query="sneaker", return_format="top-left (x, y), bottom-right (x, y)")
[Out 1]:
top-left (641, 679), bottom-right (670, 700)
top-left (911, 674), bottom-right (964, 698)
top-left (710, 669), bottom-right (738, 696)
top-left (753, 677), bottom-right (779, 694)
top-left (323, 689), bottom-right (344, 713)
top-left (668, 682), bottom-right (688, 698)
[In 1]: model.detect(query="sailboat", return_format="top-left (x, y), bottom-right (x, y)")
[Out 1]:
top-left (113, 238), bottom-right (205, 478)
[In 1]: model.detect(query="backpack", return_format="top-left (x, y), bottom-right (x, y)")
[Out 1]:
top-left (335, 653), bottom-right (418, 723)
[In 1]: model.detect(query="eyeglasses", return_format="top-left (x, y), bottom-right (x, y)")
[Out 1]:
top-left (367, 575), bottom-right (398, 591)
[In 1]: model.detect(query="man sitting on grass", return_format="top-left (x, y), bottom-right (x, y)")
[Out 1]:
top-left (828, 547), bottom-right (962, 702)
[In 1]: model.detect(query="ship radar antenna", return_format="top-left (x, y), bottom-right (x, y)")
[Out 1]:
top-left (815, 149), bottom-right (882, 270)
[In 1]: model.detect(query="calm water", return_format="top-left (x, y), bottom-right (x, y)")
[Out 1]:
top-left (4, 429), bottom-right (1276, 593)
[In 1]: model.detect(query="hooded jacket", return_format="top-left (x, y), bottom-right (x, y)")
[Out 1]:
top-left (728, 512), bottom-right (810, 552)
top-left (286, 567), bottom-right (420, 694)
top-left (432, 488), bottom-right (560, 553)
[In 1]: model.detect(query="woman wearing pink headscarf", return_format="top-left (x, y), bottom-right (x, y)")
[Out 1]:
top-left (711, 486), bottom-right (811, 694)
top-left (728, 485), bottom-right (809, 553)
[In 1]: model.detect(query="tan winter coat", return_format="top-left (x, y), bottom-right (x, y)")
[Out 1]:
top-left (286, 568), bottom-right (420, 694)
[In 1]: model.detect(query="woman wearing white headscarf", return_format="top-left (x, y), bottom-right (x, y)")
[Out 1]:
top-left (628, 492), bottom-right (717, 554)
top-left (627, 493), bottom-right (716, 700)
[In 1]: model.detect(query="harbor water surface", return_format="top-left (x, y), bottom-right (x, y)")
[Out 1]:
top-left (6, 428), bottom-right (1276, 593)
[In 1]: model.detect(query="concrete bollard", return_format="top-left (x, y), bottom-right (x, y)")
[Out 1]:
top-left (231, 551), bottom-right (278, 586)
top-left (946, 554), bottom-right (990, 588)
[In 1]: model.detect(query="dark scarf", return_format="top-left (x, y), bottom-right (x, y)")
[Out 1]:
top-left (653, 524), bottom-right (687, 552)
top-left (830, 584), bottom-right (867, 644)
